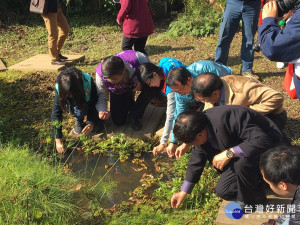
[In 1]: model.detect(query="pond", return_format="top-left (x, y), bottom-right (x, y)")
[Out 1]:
top-left (63, 149), bottom-right (162, 208)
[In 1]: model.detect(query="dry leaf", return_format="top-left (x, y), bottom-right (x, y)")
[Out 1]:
top-left (76, 184), bottom-right (82, 191)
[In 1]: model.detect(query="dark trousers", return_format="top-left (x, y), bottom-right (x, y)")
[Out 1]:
top-left (71, 103), bottom-right (103, 128)
top-left (110, 90), bottom-right (150, 126)
top-left (122, 36), bottom-right (148, 55)
top-left (215, 157), bottom-right (265, 205)
top-left (265, 110), bottom-right (287, 130)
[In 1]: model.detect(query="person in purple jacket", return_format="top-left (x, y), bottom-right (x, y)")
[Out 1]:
top-left (116, 0), bottom-right (154, 56)
top-left (95, 50), bottom-right (151, 131)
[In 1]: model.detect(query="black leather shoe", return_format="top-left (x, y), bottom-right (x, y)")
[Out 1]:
top-left (51, 59), bottom-right (66, 65)
top-left (131, 118), bottom-right (142, 131)
top-left (58, 54), bottom-right (68, 60)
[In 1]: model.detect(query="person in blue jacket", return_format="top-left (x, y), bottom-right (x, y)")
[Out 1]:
top-left (51, 67), bottom-right (103, 154)
top-left (166, 60), bottom-right (233, 158)
top-left (139, 58), bottom-right (186, 156)
top-left (258, 0), bottom-right (300, 101)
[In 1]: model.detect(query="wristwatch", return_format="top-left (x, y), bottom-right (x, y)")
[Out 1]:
top-left (226, 149), bottom-right (234, 159)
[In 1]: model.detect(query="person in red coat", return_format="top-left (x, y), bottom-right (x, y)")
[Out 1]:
top-left (116, 0), bottom-right (154, 56)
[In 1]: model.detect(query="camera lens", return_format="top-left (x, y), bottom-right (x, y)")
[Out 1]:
top-left (277, 0), bottom-right (300, 17)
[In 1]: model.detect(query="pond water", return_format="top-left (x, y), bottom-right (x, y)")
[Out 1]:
top-left (63, 150), bottom-right (160, 208)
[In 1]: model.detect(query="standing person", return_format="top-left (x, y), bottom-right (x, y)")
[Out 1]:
top-left (260, 145), bottom-right (300, 225)
top-left (117, 0), bottom-right (154, 56)
top-left (51, 67), bottom-right (103, 154)
top-left (139, 58), bottom-right (187, 156)
top-left (170, 106), bottom-right (284, 209)
top-left (95, 50), bottom-right (151, 131)
top-left (41, 0), bottom-right (70, 65)
top-left (211, 0), bottom-right (260, 80)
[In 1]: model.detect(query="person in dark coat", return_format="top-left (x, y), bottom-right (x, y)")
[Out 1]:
top-left (51, 67), bottom-right (103, 153)
top-left (170, 105), bottom-right (284, 208)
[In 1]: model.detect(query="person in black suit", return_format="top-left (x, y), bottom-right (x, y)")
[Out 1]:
top-left (170, 105), bottom-right (284, 208)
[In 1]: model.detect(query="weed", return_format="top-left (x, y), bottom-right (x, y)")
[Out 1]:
top-left (162, 0), bottom-right (225, 38)
top-left (0, 142), bottom-right (80, 224)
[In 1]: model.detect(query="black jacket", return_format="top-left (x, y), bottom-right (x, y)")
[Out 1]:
top-left (51, 77), bottom-right (99, 139)
top-left (47, 0), bottom-right (59, 13)
top-left (262, 185), bottom-right (300, 225)
top-left (185, 105), bottom-right (284, 184)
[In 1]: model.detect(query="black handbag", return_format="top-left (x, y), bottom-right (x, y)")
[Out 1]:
top-left (29, 0), bottom-right (48, 14)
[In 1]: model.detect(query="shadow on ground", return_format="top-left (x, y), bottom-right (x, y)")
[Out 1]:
top-left (285, 118), bottom-right (300, 143)
top-left (227, 55), bottom-right (264, 68)
top-left (0, 71), bottom-right (55, 148)
top-left (147, 45), bottom-right (195, 56)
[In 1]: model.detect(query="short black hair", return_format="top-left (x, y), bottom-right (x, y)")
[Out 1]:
top-left (166, 67), bottom-right (191, 86)
top-left (191, 73), bottom-right (223, 97)
top-left (173, 111), bottom-right (209, 143)
top-left (139, 63), bottom-right (164, 84)
top-left (101, 55), bottom-right (125, 78)
top-left (260, 145), bottom-right (300, 185)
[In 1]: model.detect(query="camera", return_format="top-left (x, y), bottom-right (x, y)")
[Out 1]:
top-left (277, 0), bottom-right (300, 17)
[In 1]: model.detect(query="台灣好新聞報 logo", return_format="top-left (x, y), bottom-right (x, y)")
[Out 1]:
top-left (224, 202), bottom-right (243, 219)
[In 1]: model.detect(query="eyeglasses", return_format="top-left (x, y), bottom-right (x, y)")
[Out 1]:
top-left (172, 86), bottom-right (185, 94)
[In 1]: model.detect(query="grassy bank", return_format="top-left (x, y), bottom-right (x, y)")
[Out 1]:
top-left (0, 143), bottom-right (80, 224)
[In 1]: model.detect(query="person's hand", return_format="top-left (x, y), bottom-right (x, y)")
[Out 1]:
top-left (171, 191), bottom-right (187, 208)
top-left (55, 138), bottom-right (65, 154)
top-left (153, 144), bottom-right (166, 156)
top-left (262, 0), bottom-right (278, 20)
top-left (81, 124), bottom-right (94, 135)
top-left (132, 81), bottom-right (142, 91)
top-left (99, 111), bottom-right (109, 120)
top-left (166, 143), bottom-right (177, 158)
top-left (175, 143), bottom-right (190, 159)
top-left (209, 0), bottom-right (216, 4)
top-left (116, 19), bottom-right (122, 26)
top-left (282, 10), bottom-right (293, 20)
top-left (212, 150), bottom-right (231, 171)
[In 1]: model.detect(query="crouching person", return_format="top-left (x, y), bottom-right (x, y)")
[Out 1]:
top-left (95, 50), bottom-right (151, 131)
top-left (260, 145), bottom-right (300, 225)
top-left (170, 105), bottom-right (284, 209)
top-left (51, 67), bottom-right (103, 154)
top-left (192, 73), bottom-right (287, 130)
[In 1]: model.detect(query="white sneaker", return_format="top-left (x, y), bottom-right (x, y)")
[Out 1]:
top-left (277, 62), bottom-right (285, 69)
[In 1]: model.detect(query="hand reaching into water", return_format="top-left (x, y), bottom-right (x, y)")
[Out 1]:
top-left (55, 138), bottom-right (65, 154)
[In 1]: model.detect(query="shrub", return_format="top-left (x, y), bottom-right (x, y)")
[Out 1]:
top-left (164, 0), bottom-right (225, 37)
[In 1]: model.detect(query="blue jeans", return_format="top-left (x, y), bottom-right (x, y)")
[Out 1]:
top-left (215, 0), bottom-right (260, 72)
top-left (72, 103), bottom-right (88, 122)
top-left (293, 72), bottom-right (300, 101)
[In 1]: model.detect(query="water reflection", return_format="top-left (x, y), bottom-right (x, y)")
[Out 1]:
top-left (63, 149), bottom-right (158, 208)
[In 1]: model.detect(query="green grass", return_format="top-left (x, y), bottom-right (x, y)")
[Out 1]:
top-left (0, 142), bottom-right (80, 224)
top-left (0, 11), bottom-right (299, 225)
